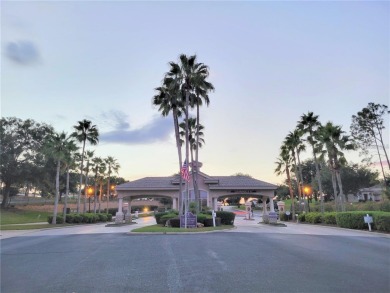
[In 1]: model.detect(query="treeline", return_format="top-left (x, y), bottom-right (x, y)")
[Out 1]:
top-left (275, 103), bottom-right (389, 219)
top-left (0, 117), bottom-right (124, 222)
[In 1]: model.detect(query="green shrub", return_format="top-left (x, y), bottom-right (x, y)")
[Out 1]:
top-left (97, 213), bottom-right (108, 222)
top-left (155, 212), bottom-right (169, 224)
top-left (322, 212), bottom-right (337, 225)
top-left (215, 211), bottom-right (235, 225)
top-left (47, 215), bottom-right (64, 224)
top-left (372, 212), bottom-right (390, 232)
top-left (336, 212), bottom-right (375, 230)
top-left (204, 218), bottom-right (221, 227)
top-left (72, 214), bottom-right (83, 223)
top-left (169, 218), bottom-right (181, 228)
top-left (298, 213), bottom-right (306, 222)
top-left (160, 213), bottom-right (177, 226)
top-left (196, 213), bottom-right (210, 224)
top-left (305, 212), bottom-right (322, 224)
top-left (106, 213), bottom-right (113, 221)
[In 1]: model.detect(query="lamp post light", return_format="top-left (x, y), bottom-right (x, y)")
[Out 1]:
top-left (87, 186), bottom-right (94, 213)
top-left (304, 186), bottom-right (312, 212)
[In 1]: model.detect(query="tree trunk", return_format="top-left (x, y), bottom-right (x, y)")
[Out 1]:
top-left (194, 103), bottom-right (200, 213)
top-left (77, 141), bottom-right (86, 214)
top-left (1, 182), bottom-right (11, 208)
top-left (375, 121), bottom-right (390, 170)
top-left (311, 142), bottom-right (325, 214)
top-left (184, 91), bottom-right (190, 227)
top-left (292, 153), bottom-right (303, 211)
top-left (286, 166), bottom-right (295, 221)
top-left (99, 180), bottom-right (102, 213)
top-left (335, 170), bottom-right (346, 212)
top-left (83, 161), bottom-right (90, 213)
top-left (173, 109), bottom-right (183, 215)
top-left (330, 170), bottom-right (339, 212)
top-left (94, 180), bottom-right (98, 213)
top-left (52, 160), bottom-right (61, 224)
top-left (106, 167), bottom-right (111, 214)
top-left (63, 166), bottom-right (70, 223)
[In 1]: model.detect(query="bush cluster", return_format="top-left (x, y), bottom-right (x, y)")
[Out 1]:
top-left (47, 215), bottom-right (64, 224)
top-left (295, 211), bottom-right (390, 232)
top-left (48, 213), bottom-right (112, 224)
top-left (206, 211), bottom-right (235, 225)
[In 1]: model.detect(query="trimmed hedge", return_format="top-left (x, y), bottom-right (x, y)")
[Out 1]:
top-left (215, 211), bottom-right (235, 225)
top-left (47, 215), bottom-right (64, 224)
top-left (305, 212), bottom-right (322, 224)
top-left (322, 212), bottom-right (337, 225)
top-left (281, 210), bottom-right (390, 232)
top-left (335, 211), bottom-right (390, 231)
top-left (51, 213), bottom-right (111, 224)
top-left (373, 213), bottom-right (390, 232)
top-left (204, 218), bottom-right (221, 227)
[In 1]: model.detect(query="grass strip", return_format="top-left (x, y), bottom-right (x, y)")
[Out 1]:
top-left (131, 224), bottom-right (234, 233)
top-left (1, 223), bottom-right (74, 230)
top-left (1, 209), bottom-right (51, 225)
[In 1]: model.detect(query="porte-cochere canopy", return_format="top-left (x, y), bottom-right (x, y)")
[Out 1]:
top-left (116, 170), bottom-right (277, 211)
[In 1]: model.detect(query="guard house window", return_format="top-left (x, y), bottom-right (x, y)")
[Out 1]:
top-left (182, 190), bottom-right (208, 208)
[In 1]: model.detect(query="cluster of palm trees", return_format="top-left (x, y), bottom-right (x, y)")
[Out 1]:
top-left (275, 112), bottom-right (355, 219)
top-left (45, 119), bottom-right (120, 224)
top-left (153, 54), bottom-right (214, 214)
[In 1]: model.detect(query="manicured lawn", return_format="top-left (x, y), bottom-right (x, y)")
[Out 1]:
top-left (0, 208), bottom-right (51, 225)
top-left (131, 224), bottom-right (234, 233)
top-left (1, 223), bottom-right (74, 230)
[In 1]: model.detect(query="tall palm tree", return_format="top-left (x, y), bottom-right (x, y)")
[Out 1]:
top-left (317, 122), bottom-right (355, 212)
top-left (275, 145), bottom-right (296, 221)
top-left (105, 156), bottom-right (120, 212)
top-left (71, 119), bottom-right (99, 214)
top-left (83, 150), bottom-right (94, 213)
top-left (44, 132), bottom-right (76, 224)
top-left (297, 112), bottom-right (325, 214)
top-left (166, 54), bottom-right (213, 214)
top-left (284, 130), bottom-right (306, 211)
top-left (153, 82), bottom-right (184, 214)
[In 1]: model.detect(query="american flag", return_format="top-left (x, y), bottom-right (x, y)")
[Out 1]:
top-left (181, 160), bottom-right (190, 182)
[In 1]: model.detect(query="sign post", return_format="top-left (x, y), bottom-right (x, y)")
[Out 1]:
top-left (212, 210), bottom-right (216, 227)
top-left (364, 214), bottom-right (373, 232)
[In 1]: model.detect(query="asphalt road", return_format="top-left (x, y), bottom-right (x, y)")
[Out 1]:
top-left (1, 219), bottom-right (389, 293)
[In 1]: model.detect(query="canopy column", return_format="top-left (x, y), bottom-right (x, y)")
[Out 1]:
top-left (115, 197), bottom-right (124, 224)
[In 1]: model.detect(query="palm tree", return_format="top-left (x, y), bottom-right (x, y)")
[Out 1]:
top-left (71, 119), bottom-right (99, 214)
top-left (284, 130), bottom-right (306, 211)
top-left (105, 156), bottom-right (120, 212)
top-left (275, 145), bottom-right (296, 221)
top-left (166, 54), bottom-right (213, 214)
top-left (91, 157), bottom-right (104, 213)
top-left (297, 112), bottom-right (325, 214)
top-left (179, 117), bottom-right (205, 165)
top-left (152, 83), bottom-right (184, 214)
top-left (62, 141), bottom-right (79, 223)
top-left (44, 132), bottom-right (76, 224)
top-left (83, 150), bottom-right (94, 213)
top-left (317, 122), bottom-right (355, 212)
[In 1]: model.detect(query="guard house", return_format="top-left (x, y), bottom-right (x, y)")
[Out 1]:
top-left (115, 163), bottom-right (277, 217)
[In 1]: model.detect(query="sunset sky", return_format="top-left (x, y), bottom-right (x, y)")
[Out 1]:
top-left (2, 1), bottom-right (389, 184)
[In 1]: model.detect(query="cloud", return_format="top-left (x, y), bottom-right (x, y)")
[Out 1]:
top-left (100, 114), bottom-right (173, 145)
top-left (5, 40), bottom-right (40, 64)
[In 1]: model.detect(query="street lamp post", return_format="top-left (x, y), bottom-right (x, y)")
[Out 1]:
top-left (304, 186), bottom-right (312, 213)
top-left (87, 186), bottom-right (94, 213)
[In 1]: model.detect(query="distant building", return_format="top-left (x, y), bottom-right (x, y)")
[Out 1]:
top-left (115, 163), bottom-right (277, 213)
top-left (348, 185), bottom-right (383, 202)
